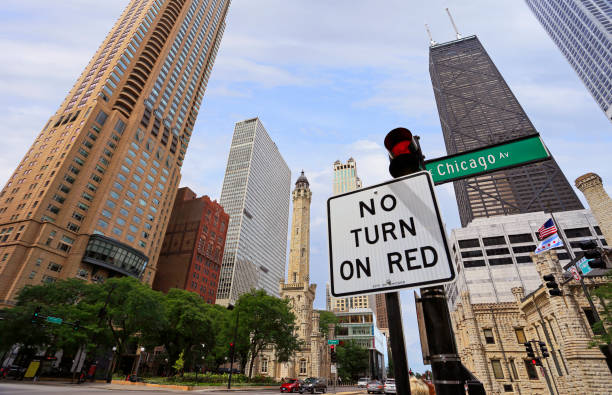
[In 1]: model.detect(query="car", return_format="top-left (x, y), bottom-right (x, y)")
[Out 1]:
top-left (280, 378), bottom-right (303, 393)
top-left (357, 377), bottom-right (369, 388)
top-left (3, 365), bottom-right (26, 380)
top-left (384, 378), bottom-right (396, 394)
top-left (367, 380), bottom-right (384, 394)
top-left (302, 377), bottom-right (327, 393)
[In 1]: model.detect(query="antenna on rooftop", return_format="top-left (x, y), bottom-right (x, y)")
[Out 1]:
top-left (445, 8), bottom-right (462, 39)
top-left (425, 24), bottom-right (437, 46)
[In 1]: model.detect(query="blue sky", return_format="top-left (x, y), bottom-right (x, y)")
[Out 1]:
top-left (1, 0), bottom-right (611, 374)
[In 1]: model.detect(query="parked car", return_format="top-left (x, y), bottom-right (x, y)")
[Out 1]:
top-left (384, 378), bottom-right (396, 394)
top-left (280, 378), bottom-right (303, 393)
top-left (357, 377), bottom-right (369, 388)
top-left (3, 365), bottom-right (26, 380)
top-left (302, 377), bottom-right (327, 393)
top-left (367, 380), bottom-right (384, 394)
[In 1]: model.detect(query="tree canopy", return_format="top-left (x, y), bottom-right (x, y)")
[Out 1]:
top-left (336, 340), bottom-right (369, 381)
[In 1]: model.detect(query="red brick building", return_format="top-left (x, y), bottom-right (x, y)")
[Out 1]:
top-left (153, 187), bottom-right (228, 303)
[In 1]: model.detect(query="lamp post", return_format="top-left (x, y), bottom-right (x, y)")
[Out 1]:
top-left (227, 304), bottom-right (240, 390)
top-left (105, 346), bottom-right (117, 383)
top-left (134, 347), bottom-right (145, 379)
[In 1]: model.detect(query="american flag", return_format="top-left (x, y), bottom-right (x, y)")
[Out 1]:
top-left (538, 218), bottom-right (557, 240)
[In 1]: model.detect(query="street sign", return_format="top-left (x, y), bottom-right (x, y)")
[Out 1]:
top-left (331, 364), bottom-right (337, 374)
top-left (576, 257), bottom-right (593, 275)
top-left (568, 267), bottom-right (581, 281)
top-left (328, 339), bottom-right (339, 345)
top-left (425, 134), bottom-right (550, 185)
top-left (327, 171), bottom-right (454, 297)
top-left (46, 316), bottom-right (63, 324)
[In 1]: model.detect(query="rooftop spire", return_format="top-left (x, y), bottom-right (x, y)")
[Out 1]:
top-left (425, 24), bottom-right (437, 46)
top-left (445, 8), bottom-right (462, 40)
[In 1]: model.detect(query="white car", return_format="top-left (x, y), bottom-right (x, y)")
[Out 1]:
top-left (357, 378), bottom-right (369, 388)
top-left (384, 379), bottom-right (396, 394)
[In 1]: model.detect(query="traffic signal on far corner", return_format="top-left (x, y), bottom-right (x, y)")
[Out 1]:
top-left (31, 306), bottom-right (41, 323)
top-left (580, 240), bottom-right (605, 269)
top-left (538, 341), bottom-right (549, 358)
top-left (542, 274), bottom-right (563, 296)
top-left (383, 127), bottom-right (425, 178)
top-left (73, 320), bottom-right (80, 331)
top-left (530, 358), bottom-right (542, 366)
top-left (330, 345), bottom-right (337, 363)
top-left (524, 342), bottom-right (535, 359)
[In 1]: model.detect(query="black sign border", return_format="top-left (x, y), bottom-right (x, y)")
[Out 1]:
top-left (327, 171), bottom-right (455, 297)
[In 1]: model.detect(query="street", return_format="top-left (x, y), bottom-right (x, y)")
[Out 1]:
top-left (0, 382), bottom-right (364, 395)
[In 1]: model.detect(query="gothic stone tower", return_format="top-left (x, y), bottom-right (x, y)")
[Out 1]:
top-left (254, 172), bottom-right (329, 380)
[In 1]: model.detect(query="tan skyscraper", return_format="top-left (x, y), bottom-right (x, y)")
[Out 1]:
top-left (0, 0), bottom-right (230, 307)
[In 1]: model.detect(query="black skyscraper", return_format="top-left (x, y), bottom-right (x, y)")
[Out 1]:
top-left (429, 36), bottom-right (583, 226)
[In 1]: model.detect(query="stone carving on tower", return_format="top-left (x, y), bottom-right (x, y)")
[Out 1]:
top-left (252, 171), bottom-right (330, 380)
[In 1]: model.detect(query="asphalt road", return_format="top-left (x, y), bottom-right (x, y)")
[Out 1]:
top-left (0, 382), bottom-right (363, 395)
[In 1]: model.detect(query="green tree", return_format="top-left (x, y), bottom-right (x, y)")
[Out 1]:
top-left (318, 310), bottom-right (338, 338)
top-left (234, 289), bottom-right (302, 378)
top-left (591, 273), bottom-right (612, 344)
top-left (158, 288), bottom-right (220, 372)
top-left (337, 340), bottom-right (368, 381)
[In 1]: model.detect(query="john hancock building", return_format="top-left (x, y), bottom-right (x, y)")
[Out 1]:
top-left (0, 0), bottom-right (231, 307)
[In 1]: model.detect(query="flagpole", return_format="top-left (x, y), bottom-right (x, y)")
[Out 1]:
top-left (549, 213), bottom-right (604, 326)
top-left (549, 212), bottom-right (574, 260)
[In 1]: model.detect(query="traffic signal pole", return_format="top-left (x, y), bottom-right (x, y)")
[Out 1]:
top-left (384, 128), bottom-right (485, 395)
top-left (385, 291), bottom-right (411, 395)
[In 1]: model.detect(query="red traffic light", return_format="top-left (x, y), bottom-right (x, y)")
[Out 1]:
top-left (384, 128), bottom-right (414, 159)
top-left (230, 342), bottom-right (234, 347)
top-left (531, 359), bottom-right (537, 365)
top-left (330, 345), bottom-right (335, 351)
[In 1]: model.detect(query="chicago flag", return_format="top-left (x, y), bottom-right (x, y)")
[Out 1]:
top-left (534, 233), bottom-right (564, 254)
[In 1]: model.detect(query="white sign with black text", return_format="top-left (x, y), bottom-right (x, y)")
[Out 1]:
top-left (327, 171), bottom-right (455, 296)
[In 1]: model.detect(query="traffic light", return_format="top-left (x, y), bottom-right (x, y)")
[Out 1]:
top-left (530, 358), bottom-right (542, 366)
top-left (31, 306), bottom-right (41, 323)
top-left (542, 274), bottom-right (562, 296)
top-left (538, 341), bottom-right (549, 358)
top-left (580, 240), bottom-right (605, 269)
top-left (330, 345), bottom-right (337, 363)
top-left (524, 342), bottom-right (535, 359)
top-left (73, 320), bottom-right (80, 331)
top-left (383, 127), bottom-right (424, 177)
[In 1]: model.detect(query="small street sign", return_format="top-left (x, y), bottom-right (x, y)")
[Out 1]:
top-left (327, 171), bottom-right (454, 296)
top-left (328, 339), bottom-right (339, 345)
top-left (331, 364), bottom-right (337, 373)
top-left (425, 134), bottom-right (550, 185)
top-left (46, 316), bottom-right (63, 324)
top-left (569, 267), bottom-right (581, 281)
top-left (576, 257), bottom-right (593, 275)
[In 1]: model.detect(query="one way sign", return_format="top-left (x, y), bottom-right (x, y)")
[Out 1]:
top-left (327, 171), bottom-right (455, 297)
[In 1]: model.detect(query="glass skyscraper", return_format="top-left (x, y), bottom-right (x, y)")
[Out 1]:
top-left (525, 0), bottom-right (612, 122)
top-left (0, 0), bottom-right (230, 307)
top-left (429, 36), bottom-right (583, 227)
top-left (216, 118), bottom-right (291, 305)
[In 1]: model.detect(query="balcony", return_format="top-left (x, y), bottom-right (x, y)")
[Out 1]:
top-left (82, 234), bottom-right (148, 278)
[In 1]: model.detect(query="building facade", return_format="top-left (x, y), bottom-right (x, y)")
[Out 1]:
top-left (429, 35), bottom-right (583, 227)
top-left (0, 0), bottom-right (230, 307)
top-left (575, 172), bottom-right (612, 243)
top-left (254, 172), bottom-right (330, 380)
top-left (152, 187), bottom-right (228, 303)
top-left (525, 0), bottom-right (612, 122)
top-left (452, 249), bottom-right (612, 394)
top-left (332, 158), bottom-right (362, 195)
top-left (216, 118), bottom-right (291, 305)
top-left (446, 209), bottom-right (607, 310)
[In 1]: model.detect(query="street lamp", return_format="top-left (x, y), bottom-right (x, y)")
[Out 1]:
top-left (105, 346), bottom-right (117, 383)
top-left (134, 347), bottom-right (145, 379)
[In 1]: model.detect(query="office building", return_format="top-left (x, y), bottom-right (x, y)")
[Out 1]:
top-left (332, 158), bottom-right (362, 195)
top-left (153, 187), bottom-right (228, 303)
top-left (445, 209), bottom-right (607, 310)
top-left (216, 118), bottom-right (291, 305)
top-left (525, 0), bottom-right (612, 122)
top-left (0, 0), bottom-right (230, 307)
top-left (429, 35), bottom-right (583, 227)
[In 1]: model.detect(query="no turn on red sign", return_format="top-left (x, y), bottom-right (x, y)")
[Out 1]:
top-left (327, 171), bottom-right (455, 297)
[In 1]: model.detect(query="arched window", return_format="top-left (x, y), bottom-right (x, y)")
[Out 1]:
top-left (299, 359), bottom-right (307, 375)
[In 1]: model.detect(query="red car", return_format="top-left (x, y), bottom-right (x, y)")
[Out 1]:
top-left (280, 378), bottom-right (303, 393)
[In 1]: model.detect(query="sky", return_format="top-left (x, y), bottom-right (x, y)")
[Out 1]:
top-left (1, 0), bottom-right (611, 374)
